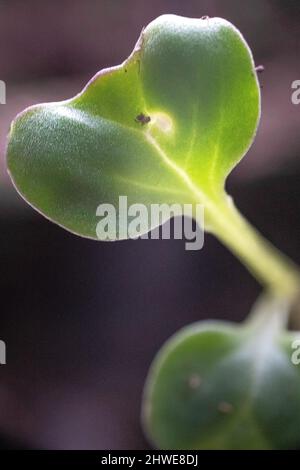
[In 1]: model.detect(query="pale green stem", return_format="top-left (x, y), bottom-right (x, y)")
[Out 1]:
top-left (144, 129), bottom-right (300, 304)
top-left (200, 194), bottom-right (300, 301)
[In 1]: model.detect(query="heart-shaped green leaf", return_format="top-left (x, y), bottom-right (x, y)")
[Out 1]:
top-left (142, 300), bottom-right (300, 450)
top-left (7, 15), bottom-right (260, 239)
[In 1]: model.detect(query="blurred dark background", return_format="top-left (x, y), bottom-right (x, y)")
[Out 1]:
top-left (0, 0), bottom-right (300, 449)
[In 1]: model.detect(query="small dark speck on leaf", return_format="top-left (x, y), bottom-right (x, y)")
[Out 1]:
top-left (135, 113), bottom-right (151, 125)
top-left (218, 401), bottom-right (234, 414)
top-left (188, 374), bottom-right (202, 389)
top-left (201, 16), bottom-right (210, 20)
top-left (124, 68), bottom-right (127, 73)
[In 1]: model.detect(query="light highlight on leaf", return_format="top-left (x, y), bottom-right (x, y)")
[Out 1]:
top-left (7, 15), bottom-right (260, 239)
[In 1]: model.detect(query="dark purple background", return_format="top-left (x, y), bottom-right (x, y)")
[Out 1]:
top-left (0, 0), bottom-right (300, 449)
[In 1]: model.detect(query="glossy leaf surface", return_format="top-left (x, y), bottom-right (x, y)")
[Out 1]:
top-left (143, 319), bottom-right (300, 449)
top-left (7, 15), bottom-right (260, 239)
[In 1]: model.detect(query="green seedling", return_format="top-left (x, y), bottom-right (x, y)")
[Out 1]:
top-left (143, 296), bottom-right (300, 449)
top-left (6, 14), bottom-right (300, 449)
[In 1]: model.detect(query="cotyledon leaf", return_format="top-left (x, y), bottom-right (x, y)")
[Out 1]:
top-left (142, 297), bottom-right (300, 450)
top-left (6, 14), bottom-right (260, 239)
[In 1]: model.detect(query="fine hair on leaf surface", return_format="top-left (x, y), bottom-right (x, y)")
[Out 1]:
top-left (6, 14), bottom-right (300, 450)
